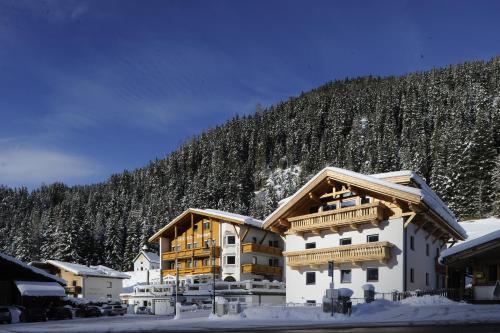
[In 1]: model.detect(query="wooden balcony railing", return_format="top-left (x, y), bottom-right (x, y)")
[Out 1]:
top-left (241, 264), bottom-right (282, 276)
top-left (284, 241), bottom-right (393, 267)
top-left (287, 202), bottom-right (385, 235)
top-left (64, 286), bottom-right (82, 294)
top-left (162, 246), bottom-right (220, 261)
top-left (162, 265), bottom-right (221, 277)
top-left (242, 243), bottom-right (282, 256)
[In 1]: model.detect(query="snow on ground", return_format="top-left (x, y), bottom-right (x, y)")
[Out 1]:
top-left (3, 297), bottom-right (500, 333)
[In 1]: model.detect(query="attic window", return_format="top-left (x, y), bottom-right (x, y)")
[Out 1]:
top-left (340, 200), bottom-right (356, 208)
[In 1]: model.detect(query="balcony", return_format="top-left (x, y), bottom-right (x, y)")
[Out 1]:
top-left (286, 202), bottom-right (385, 235)
top-left (65, 286), bottom-right (82, 295)
top-left (162, 246), bottom-right (220, 261)
top-left (242, 243), bottom-right (282, 256)
top-left (284, 241), bottom-right (393, 268)
top-left (241, 264), bottom-right (282, 277)
top-left (162, 265), bottom-right (221, 277)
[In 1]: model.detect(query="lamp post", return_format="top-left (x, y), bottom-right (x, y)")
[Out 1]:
top-left (174, 257), bottom-right (179, 316)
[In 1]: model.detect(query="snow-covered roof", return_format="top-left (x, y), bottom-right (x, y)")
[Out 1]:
top-left (15, 280), bottom-right (66, 297)
top-left (45, 260), bottom-right (130, 279)
top-left (194, 209), bottom-right (263, 228)
top-left (133, 251), bottom-right (160, 264)
top-left (264, 167), bottom-right (466, 239)
top-left (0, 252), bottom-right (66, 285)
top-left (439, 218), bottom-right (500, 261)
top-left (149, 208), bottom-right (263, 242)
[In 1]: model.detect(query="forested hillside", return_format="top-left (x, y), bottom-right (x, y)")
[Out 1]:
top-left (1, 58), bottom-right (499, 271)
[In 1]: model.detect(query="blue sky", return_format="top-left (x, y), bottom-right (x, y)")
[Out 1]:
top-left (1, 0), bottom-right (499, 189)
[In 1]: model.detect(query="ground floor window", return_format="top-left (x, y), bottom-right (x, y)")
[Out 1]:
top-left (410, 268), bottom-right (415, 283)
top-left (306, 272), bottom-right (316, 285)
top-left (367, 268), bottom-right (379, 282)
top-left (306, 300), bottom-right (316, 305)
top-left (341, 269), bottom-right (352, 283)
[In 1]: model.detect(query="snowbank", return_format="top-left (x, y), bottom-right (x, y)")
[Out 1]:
top-left (399, 295), bottom-right (457, 306)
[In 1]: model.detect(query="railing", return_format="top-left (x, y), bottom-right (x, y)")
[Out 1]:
top-left (287, 202), bottom-right (385, 234)
top-left (162, 246), bottom-right (220, 261)
top-left (162, 265), bottom-right (220, 276)
top-left (241, 243), bottom-right (282, 256)
top-left (64, 286), bottom-right (82, 294)
top-left (241, 264), bottom-right (282, 276)
top-left (284, 241), bottom-right (393, 267)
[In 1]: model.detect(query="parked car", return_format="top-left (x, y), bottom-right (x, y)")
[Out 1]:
top-left (47, 306), bottom-right (73, 320)
top-left (0, 307), bottom-right (12, 324)
top-left (23, 308), bottom-right (47, 322)
top-left (81, 306), bottom-right (102, 318)
top-left (134, 306), bottom-right (151, 315)
top-left (100, 304), bottom-right (126, 316)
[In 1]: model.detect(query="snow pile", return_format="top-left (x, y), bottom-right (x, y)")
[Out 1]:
top-left (241, 305), bottom-right (347, 321)
top-left (399, 295), bottom-right (457, 306)
top-left (352, 299), bottom-right (397, 317)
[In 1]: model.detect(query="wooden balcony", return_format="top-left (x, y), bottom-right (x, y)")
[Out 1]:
top-left (284, 241), bottom-right (393, 268)
top-left (242, 243), bottom-right (282, 256)
top-left (162, 246), bottom-right (220, 261)
top-left (241, 264), bottom-right (282, 276)
top-left (64, 286), bottom-right (82, 295)
top-left (286, 202), bottom-right (385, 235)
top-left (162, 265), bottom-right (221, 276)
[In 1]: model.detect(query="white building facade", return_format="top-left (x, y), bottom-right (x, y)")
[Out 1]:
top-left (263, 168), bottom-right (466, 303)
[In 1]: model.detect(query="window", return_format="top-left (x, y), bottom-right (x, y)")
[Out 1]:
top-left (340, 200), bottom-right (356, 208)
top-left (187, 243), bottom-right (193, 249)
top-left (226, 235), bottom-right (236, 245)
top-left (367, 268), bottom-right (379, 282)
top-left (367, 234), bottom-right (379, 243)
top-left (488, 265), bottom-right (498, 282)
top-left (341, 269), bottom-right (352, 283)
top-left (410, 268), bottom-right (415, 283)
top-left (322, 204), bottom-right (336, 211)
top-left (203, 221), bottom-right (210, 230)
top-left (306, 272), bottom-right (316, 285)
top-left (306, 300), bottom-right (316, 305)
top-left (309, 206), bottom-right (319, 214)
top-left (72, 280), bottom-right (77, 287)
top-left (252, 256), bottom-right (257, 264)
top-left (272, 258), bottom-right (279, 266)
top-left (252, 237), bottom-right (257, 244)
top-left (226, 256), bottom-right (236, 265)
top-left (193, 224), bottom-right (198, 231)
top-left (305, 242), bottom-right (316, 249)
top-left (187, 259), bottom-right (193, 268)
top-left (410, 236), bottom-right (415, 251)
top-left (426, 243), bottom-right (429, 257)
top-left (106, 281), bottom-right (112, 288)
top-left (436, 247), bottom-right (440, 258)
top-left (268, 258), bottom-right (273, 266)
top-left (360, 196), bottom-right (370, 204)
top-left (203, 258), bottom-right (209, 266)
top-left (426, 272), bottom-right (429, 286)
top-left (106, 294), bottom-right (112, 299)
top-left (340, 238), bottom-right (352, 246)
top-left (193, 260), bottom-right (198, 267)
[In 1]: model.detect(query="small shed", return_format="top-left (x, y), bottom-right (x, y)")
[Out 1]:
top-left (0, 252), bottom-right (66, 308)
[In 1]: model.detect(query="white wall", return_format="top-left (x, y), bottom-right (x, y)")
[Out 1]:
top-left (82, 276), bottom-right (124, 302)
top-left (285, 218), bottom-right (405, 303)
top-left (405, 222), bottom-right (446, 291)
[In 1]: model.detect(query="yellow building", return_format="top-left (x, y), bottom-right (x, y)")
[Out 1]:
top-left (149, 208), bottom-right (284, 282)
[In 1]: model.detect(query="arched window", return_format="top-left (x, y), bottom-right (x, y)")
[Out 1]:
top-left (224, 276), bottom-right (236, 282)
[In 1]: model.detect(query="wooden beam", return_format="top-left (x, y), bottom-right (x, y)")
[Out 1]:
top-left (415, 220), bottom-right (429, 234)
top-left (425, 226), bottom-right (438, 240)
top-left (326, 178), bottom-right (336, 187)
top-left (403, 212), bottom-right (417, 229)
top-left (278, 218), bottom-right (290, 228)
top-left (309, 192), bottom-right (322, 203)
top-left (240, 226), bottom-right (250, 242)
top-left (349, 223), bottom-right (360, 232)
top-left (329, 226), bottom-right (339, 233)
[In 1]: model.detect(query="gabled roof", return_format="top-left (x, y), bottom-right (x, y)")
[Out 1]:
top-left (149, 208), bottom-right (263, 243)
top-left (45, 260), bottom-right (130, 279)
top-left (0, 252), bottom-right (66, 285)
top-left (133, 251), bottom-right (160, 264)
top-left (440, 218), bottom-right (500, 263)
top-left (263, 167), bottom-right (466, 239)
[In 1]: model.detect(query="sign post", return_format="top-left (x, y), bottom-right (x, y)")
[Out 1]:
top-left (328, 260), bottom-right (334, 317)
